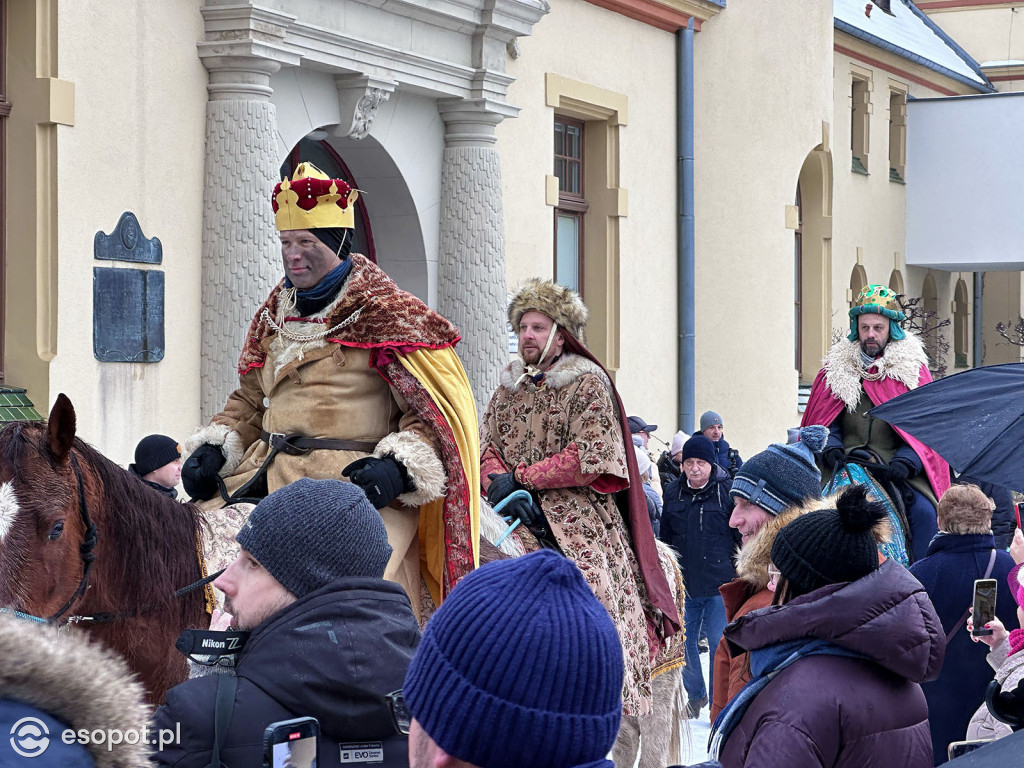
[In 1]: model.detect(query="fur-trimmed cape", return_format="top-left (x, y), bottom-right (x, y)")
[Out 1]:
top-left (801, 332), bottom-right (950, 500)
top-left (238, 253), bottom-right (459, 375)
top-left (0, 614), bottom-right (152, 767)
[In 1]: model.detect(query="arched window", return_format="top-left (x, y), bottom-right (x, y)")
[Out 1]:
top-left (849, 264), bottom-right (868, 307)
top-left (954, 278), bottom-right (969, 368)
top-left (888, 268), bottom-right (904, 296)
top-left (922, 273), bottom-right (939, 363)
top-left (281, 137), bottom-right (376, 262)
top-left (794, 184), bottom-right (803, 371)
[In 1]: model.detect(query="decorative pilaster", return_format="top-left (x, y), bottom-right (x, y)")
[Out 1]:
top-left (197, 6), bottom-right (299, 421)
top-left (437, 99), bottom-right (518, 414)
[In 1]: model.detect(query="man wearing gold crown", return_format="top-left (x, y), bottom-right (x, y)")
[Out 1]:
top-left (801, 284), bottom-right (949, 561)
top-left (478, 278), bottom-right (680, 719)
top-left (182, 163), bottom-right (480, 619)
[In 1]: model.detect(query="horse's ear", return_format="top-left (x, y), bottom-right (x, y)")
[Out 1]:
top-left (47, 393), bottom-right (77, 462)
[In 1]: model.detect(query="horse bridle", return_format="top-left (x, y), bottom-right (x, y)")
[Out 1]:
top-left (39, 452), bottom-right (222, 626)
top-left (48, 453), bottom-right (98, 623)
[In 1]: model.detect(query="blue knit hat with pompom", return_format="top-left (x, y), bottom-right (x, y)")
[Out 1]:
top-left (730, 425), bottom-right (827, 515)
top-left (403, 550), bottom-right (623, 768)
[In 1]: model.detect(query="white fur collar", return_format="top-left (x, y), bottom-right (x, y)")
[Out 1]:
top-left (823, 334), bottom-right (929, 411)
top-left (500, 353), bottom-right (613, 393)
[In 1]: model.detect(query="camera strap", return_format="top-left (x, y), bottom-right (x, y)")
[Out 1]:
top-left (946, 549), bottom-right (997, 644)
top-left (206, 672), bottom-right (238, 768)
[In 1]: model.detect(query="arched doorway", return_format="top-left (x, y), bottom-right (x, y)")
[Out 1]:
top-left (281, 138), bottom-right (377, 263)
top-left (796, 145), bottom-right (833, 383)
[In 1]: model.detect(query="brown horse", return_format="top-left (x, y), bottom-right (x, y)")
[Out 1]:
top-left (0, 394), bottom-right (208, 704)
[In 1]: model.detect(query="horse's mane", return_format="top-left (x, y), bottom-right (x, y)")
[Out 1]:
top-left (0, 423), bottom-right (206, 621)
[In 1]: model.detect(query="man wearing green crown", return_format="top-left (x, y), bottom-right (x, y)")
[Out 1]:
top-left (802, 284), bottom-right (949, 561)
top-left (182, 163), bottom-right (480, 621)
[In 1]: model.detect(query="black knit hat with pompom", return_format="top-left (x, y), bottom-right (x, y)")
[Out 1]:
top-left (770, 485), bottom-right (887, 598)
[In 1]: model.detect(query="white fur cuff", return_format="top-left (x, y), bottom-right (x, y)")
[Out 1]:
top-left (375, 430), bottom-right (447, 506)
top-left (184, 423), bottom-right (247, 476)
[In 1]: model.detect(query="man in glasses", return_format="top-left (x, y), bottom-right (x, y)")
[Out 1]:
top-left (153, 479), bottom-right (419, 768)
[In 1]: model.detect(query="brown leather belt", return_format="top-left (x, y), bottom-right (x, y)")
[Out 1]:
top-left (260, 431), bottom-right (377, 457)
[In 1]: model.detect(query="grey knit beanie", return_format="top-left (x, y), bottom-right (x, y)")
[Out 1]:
top-left (700, 411), bottom-right (723, 432)
top-left (730, 425), bottom-right (827, 516)
top-left (236, 478), bottom-right (392, 597)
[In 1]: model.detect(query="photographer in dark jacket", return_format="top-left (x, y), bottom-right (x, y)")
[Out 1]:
top-left (695, 411), bottom-right (744, 478)
top-left (659, 435), bottom-right (740, 718)
top-left (154, 478), bottom-right (418, 768)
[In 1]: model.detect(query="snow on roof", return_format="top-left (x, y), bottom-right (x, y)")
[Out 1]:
top-left (834, 0), bottom-right (993, 92)
top-left (981, 60), bottom-right (1024, 68)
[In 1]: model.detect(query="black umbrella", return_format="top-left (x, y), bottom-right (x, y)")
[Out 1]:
top-left (868, 363), bottom-right (1024, 491)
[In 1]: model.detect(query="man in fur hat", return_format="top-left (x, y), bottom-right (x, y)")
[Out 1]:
top-left (478, 278), bottom-right (680, 718)
top-left (801, 284), bottom-right (949, 561)
top-left (181, 162), bottom-right (480, 620)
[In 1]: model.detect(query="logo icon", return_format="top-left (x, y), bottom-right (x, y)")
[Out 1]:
top-left (10, 717), bottom-right (50, 758)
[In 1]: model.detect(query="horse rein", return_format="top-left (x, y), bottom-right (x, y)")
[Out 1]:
top-left (48, 453), bottom-right (98, 623)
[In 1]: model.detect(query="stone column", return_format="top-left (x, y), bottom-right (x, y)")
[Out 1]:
top-left (437, 99), bottom-right (517, 415)
top-left (197, 7), bottom-right (298, 420)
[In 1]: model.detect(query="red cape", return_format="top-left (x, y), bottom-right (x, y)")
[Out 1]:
top-left (802, 366), bottom-right (950, 500)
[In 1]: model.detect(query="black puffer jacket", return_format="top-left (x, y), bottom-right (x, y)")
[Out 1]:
top-left (659, 465), bottom-right (739, 597)
top-left (153, 578), bottom-right (419, 768)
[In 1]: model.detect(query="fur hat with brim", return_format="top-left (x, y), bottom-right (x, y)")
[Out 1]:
top-left (508, 278), bottom-right (588, 343)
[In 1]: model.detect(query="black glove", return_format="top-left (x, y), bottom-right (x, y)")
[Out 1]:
top-left (865, 459), bottom-right (911, 484)
top-left (822, 446), bottom-right (846, 471)
top-left (486, 472), bottom-right (528, 506)
top-left (182, 444), bottom-right (226, 501)
top-left (343, 456), bottom-right (413, 509)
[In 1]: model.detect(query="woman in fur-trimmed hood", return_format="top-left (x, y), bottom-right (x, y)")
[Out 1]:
top-left (478, 278), bottom-right (678, 718)
top-left (0, 613), bottom-right (151, 767)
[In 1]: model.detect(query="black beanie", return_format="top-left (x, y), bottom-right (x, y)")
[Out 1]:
top-left (682, 435), bottom-right (717, 467)
top-left (310, 227), bottom-right (353, 259)
top-left (770, 485), bottom-right (887, 598)
top-left (131, 435), bottom-right (181, 477)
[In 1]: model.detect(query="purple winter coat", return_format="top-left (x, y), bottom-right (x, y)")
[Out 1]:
top-left (718, 559), bottom-right (946, 768)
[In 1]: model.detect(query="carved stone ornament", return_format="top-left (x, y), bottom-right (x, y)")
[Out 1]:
top-left (351, 88), bottom-right (390, 140)
top-left (336, 76), bottom-right (396, 141)
top-left (94, 211), bottom-right (162, 264)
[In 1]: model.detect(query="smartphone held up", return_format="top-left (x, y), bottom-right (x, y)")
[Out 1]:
top-left (971, 578), bottom-right (998, 638)
top-left (264, 717), bottom-right (319, 768)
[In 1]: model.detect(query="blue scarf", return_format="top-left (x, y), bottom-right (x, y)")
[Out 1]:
top-left (284, 258), bottom-right (352, 317)
top-left (709, 636), bottom-right (868, 759)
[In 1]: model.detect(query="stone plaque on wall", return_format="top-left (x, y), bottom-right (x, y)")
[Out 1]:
top-left (94, 211), bottom-right (162, 264)
top-left (93, 267), bottom-right (165, 362)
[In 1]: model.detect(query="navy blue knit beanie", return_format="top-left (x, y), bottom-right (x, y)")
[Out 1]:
top-left (236, 478), bottom-right (392, 598)
top-left (682, 434), bottom-right (717, 467)
top-left (404, 550), bottom-right (622, 768)
top-left (730, 425), bottom-right (827, 515)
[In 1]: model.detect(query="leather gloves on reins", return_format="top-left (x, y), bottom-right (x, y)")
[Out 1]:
top-left (865, 458), bottom-right (913, 484)
top-left (822, 446), bottom-right (846, 472)
top-left (487, 473), bottom-right (545, 529)
top-left (343, 456), bottom-right (414, 509)
top-left (182, 444), bottom-right (226, 501)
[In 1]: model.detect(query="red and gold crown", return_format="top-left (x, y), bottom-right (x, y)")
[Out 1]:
top-left (272, 162), bottom-right (360, 231)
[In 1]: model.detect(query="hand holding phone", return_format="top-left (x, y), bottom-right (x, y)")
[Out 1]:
top-left (971, 579), bottom-right (998, 637)
top-left (263, 717), bottom-right (319, 768)
top-left (948, 739), bottom-right (992, 759)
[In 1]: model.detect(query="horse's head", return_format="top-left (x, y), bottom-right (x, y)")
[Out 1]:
top-left (0, 394), bottom-right (89, 619)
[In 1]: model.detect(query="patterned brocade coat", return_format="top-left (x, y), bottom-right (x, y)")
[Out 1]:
top-left (480, 354), bottom-right (654, 715)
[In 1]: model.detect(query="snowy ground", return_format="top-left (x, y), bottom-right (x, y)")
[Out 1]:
top-left (676, 650), bottom-right (712, 765)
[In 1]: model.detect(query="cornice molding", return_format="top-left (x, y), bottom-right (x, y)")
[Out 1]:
top-left (835, 31), bottom-right (979, 96)
top-left (581, 0), bottom-right (722, 32)
top-left (199, 1), bottom-right (545, 104)
top-left (918, 0), bottom-right (1019, 12)
top-left (984, 62), bottom-right (1024, 81)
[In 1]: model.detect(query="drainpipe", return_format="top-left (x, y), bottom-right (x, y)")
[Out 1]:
top-left (677, 19), bottom-right (696, 434)
top-left (973, 271), bottom-right (982, 367)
